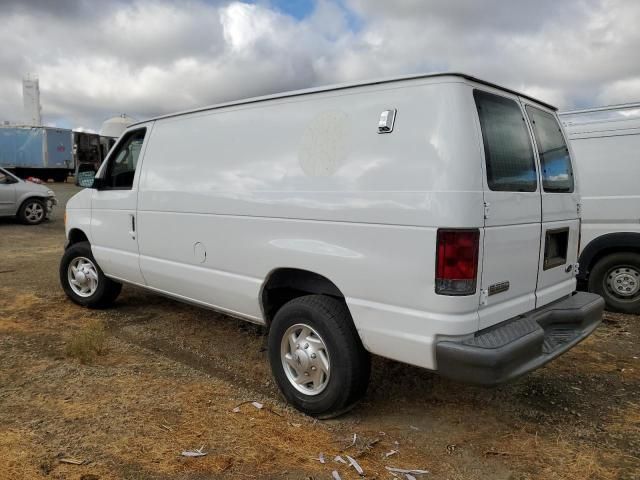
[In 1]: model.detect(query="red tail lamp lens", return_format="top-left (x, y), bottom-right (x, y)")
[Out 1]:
top-left (436, 229), bottom-right (480, 295)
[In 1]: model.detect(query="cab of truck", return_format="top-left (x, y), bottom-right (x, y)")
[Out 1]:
top-left (61, 73), bottom-right (603, 417)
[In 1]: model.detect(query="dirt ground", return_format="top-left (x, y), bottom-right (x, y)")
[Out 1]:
top-left (0, 182), bottom-right (638, 480)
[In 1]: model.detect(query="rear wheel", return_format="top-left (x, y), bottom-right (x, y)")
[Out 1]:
top-left (268, 295), bottom-right (370, 418)
top-left (60, 241), bottom-right (122, 308)
top-left (18, 198), bottom-right (46, 225)
top-left (589, 252), bottom-right (640, 314)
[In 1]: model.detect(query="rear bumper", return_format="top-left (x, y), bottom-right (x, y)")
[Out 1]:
top-left (435, 292), bottom-right (604, 386)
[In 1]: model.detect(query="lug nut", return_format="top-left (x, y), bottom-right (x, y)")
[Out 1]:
top-left (311, 366), bottom-right (317, 371)
top-left (310, 353), bottom-right (316, 359)
top-left (304, 372), bottom-right (309, 376)
top-left (304, 343), bottom-right (309, 349)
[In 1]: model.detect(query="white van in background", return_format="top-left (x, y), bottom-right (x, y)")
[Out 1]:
top-left (560, 104), bottom-right (640, 314)
top-left (60, 73), bottom-right (603, 416)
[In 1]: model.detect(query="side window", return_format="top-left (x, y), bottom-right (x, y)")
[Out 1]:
top-left (0, 171), bottom-right (7, 183)
top-left (103, 129), bottom-right (146, 189)
top-left (474, 90), bottom-right (537, 192)
top-left (525, 106), bottom-right (574, 193)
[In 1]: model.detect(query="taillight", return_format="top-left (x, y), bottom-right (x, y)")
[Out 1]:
top-left (435, 229), bottom-right (480, 296)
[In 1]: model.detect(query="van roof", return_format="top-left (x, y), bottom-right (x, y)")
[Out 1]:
top-left (130, 72), bottom-right (557, 127)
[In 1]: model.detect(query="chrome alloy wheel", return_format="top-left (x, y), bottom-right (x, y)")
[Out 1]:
top-left (606, 265), bottom-right (640, 298)
top-left (67, 256), bottom-right (99, 297)
top-left (24, 201), bottom-right (44, 223)
top-left (280, 323), bottom-right (331, 396)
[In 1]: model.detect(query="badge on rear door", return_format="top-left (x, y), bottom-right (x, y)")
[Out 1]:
top-left (488, 281), bottom-right (510, 296)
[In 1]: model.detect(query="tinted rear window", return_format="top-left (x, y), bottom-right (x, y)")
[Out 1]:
top-left (474, 90), bottom-right (537, 192)
top-left (526, 106), bottom-right (574, 193)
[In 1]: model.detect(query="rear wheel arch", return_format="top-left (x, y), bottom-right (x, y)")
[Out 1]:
top-left (580, 233), bottom-right (640, 280)
top-left (260, 268), bottom-right (347, 327)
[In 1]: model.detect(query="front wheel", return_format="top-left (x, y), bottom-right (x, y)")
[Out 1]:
top-left (18, 198), bottom-right (46, 225)
top-left (589, 252), bottom-right (640, 314)
top-left (268, 295), bottom-right (370, 418)
top-left (59, 241), bottom-right (122, 308)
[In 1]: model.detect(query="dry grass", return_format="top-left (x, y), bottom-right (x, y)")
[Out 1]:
top-left (65, 319), bottom-right (108, 363)
top-left (489, 431), bottom-right (623, 480)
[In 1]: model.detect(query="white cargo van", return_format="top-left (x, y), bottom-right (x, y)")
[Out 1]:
top-left (560, 103), bottom-right (640, 314)
top-left (61, 73), bottom-right (603, 416)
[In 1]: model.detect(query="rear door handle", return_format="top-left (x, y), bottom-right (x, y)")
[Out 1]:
top-left (129, 214), bottom-right (136, 240)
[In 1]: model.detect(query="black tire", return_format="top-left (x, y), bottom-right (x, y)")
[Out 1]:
top-left (59, 241), bottom-right (122, 308)
top-left (18, 198), bottom-right (46, 225)
top-left (588, 252), bottom-right (640, 314)
top-left (268, 295), bottom-right (370, 418)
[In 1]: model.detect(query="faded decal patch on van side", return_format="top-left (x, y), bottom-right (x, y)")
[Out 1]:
top-left (298, 110), bottom-right (350, 176)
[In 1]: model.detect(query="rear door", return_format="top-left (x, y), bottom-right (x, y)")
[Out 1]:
top-left (522, 102), bottom-right (579, 305)
top-left (473, 89), bottom-right (542, 329)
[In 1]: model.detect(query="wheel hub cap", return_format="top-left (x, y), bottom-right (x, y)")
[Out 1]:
top-left (25, 202), bottom-right (44, 222)
top-left (67, 257), bottom-right (99, 297)
top-left (281, 323), bottom-right (330, 396)
top-left (607, 266), bottom-right (640, 297)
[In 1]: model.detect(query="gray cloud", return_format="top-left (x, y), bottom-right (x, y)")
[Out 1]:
top-left (0, 0), bottom-right (639, 131)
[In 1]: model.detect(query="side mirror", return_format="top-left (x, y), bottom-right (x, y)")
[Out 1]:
top-left (76, 169), bottom-right (97, 188)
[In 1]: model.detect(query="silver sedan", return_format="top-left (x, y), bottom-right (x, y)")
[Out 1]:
top-left (0, 167), bottom-right (57, 225)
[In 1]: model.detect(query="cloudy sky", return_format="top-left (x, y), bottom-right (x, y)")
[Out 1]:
top-left (1, 0), bottom-right (639, 131)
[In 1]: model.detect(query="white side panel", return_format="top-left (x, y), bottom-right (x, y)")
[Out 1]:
top-left (137, 212), bottom-right (482, 317)
top-left (136, 211), bottom-right (483, 370)
top-left (570, 133), bottom-right (640, 253)
top-left (132, 79), bottom-right (494, 368)
top-left (138, 81), bottom-right (485, 227)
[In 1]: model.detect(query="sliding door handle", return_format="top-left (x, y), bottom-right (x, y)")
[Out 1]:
top-left (129, 214), bottom-right (136, 240)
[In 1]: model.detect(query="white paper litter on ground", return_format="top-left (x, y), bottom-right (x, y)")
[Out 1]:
top-left (386, 466), bottom-right (429, 475)
top-left (332, 471), bottom-right (341, 480)
top-left (346, 455), bottom-right (364, 475)
top-left (181, 446), bottom-right (207, 457)
top-left (334, 455), bottom-right (347, 463)
top-left (251, 402), bottom-right (263, 409)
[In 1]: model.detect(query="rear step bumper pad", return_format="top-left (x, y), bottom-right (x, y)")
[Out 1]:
top-left (436, 292), bottom-right (604, 385)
